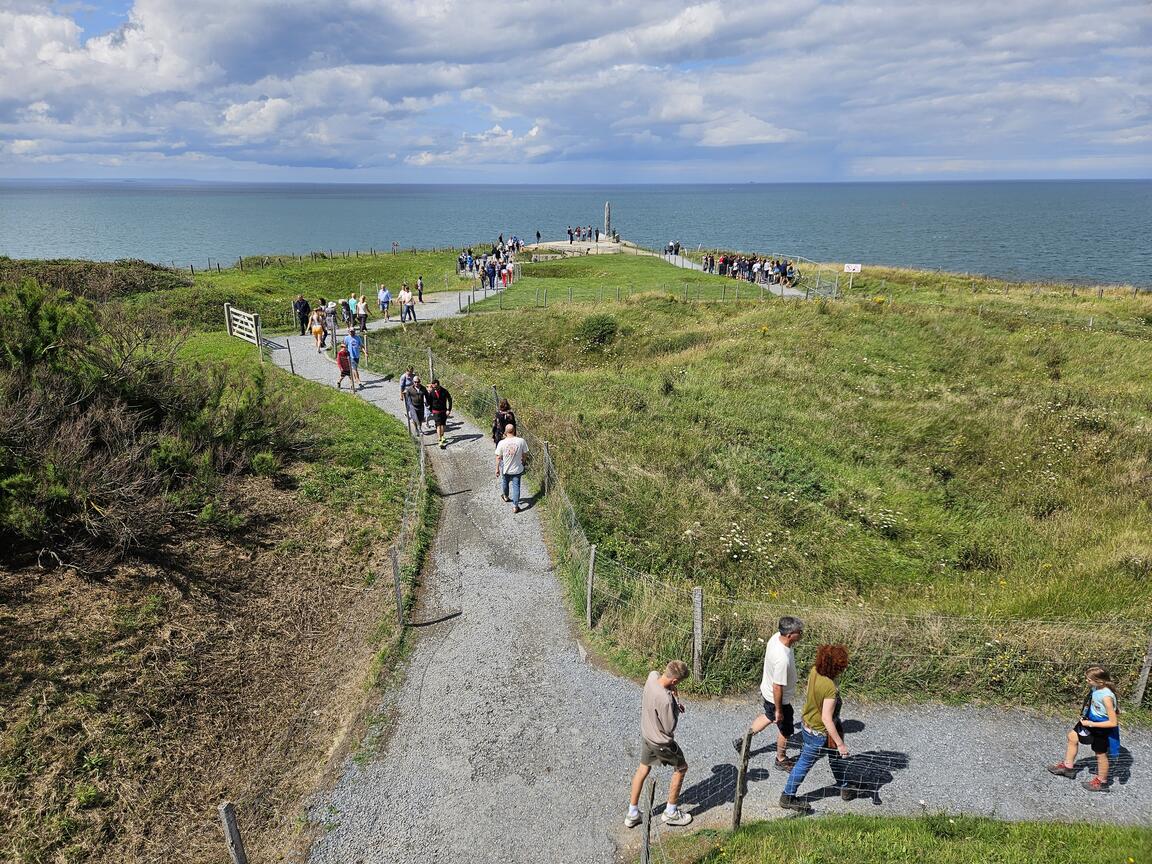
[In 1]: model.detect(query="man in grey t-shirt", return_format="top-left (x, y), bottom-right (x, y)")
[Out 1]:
top-left (624, 660), bottom-right (692, 828)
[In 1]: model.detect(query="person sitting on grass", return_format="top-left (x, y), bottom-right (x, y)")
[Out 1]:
top-left (779, 644), bottom-right (851, 813)
top-left (1048, 665), bottom-right (1120, 792)
top-left (625, 660), bottom-right (693, 829)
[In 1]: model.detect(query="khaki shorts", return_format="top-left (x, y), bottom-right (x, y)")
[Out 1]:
top-left (640, 739), bottom-right (687, 769)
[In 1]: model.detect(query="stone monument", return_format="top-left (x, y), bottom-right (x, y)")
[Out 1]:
top-left (604, 201), bottom-right (612, 240)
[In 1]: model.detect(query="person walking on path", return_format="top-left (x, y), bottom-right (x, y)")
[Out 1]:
top-left (356, 295), bottom-right (369, 332)
top-left (427, 379), bottom-right (453, 449)
top-left (399, 365), bottom-right (415, 405)
top-left (294, 295), bottom-right (311, 336)
top-left (398, 284), bottom-right (415, 323)
top-left (1047, 665), bottom-right (1121, 792)
top-left (342, 327), bottom-right (365, 391)
top-left (491, 399), bottom-right (516, 446)
top-left (309, 304), bottom-right (326, 353)
top-left (405, 374), bottom-right (429, 429)
top-left (325, 299), bottom-right (338, 347)
top-left (378, 284), bottom-right (392, 321)
top-left (779, 644), bottom-right (851, 813)
top-left (734, 616), bottom-right (804, 770)
top-left (494, 423), bottom-right (529, 513)
top-left (335, 343), bottom-right (354, 389)
top-left (416, 275), bottom-right (424, 303)
top-left (625, 660), bottom-right (693, 829)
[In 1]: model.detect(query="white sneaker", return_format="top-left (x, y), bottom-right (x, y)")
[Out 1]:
top-left (661, 809), bottom-right (692, 827)
top-left (623, 812), bottom-right (641, 828)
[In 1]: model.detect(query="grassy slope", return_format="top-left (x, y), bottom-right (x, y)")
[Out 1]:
top-left (380, 255), bottom-right (1152, 698)
top-left (1, 332), bottom-right (419, 864)
top-left (131, 249), bottom-right (464, 331)
top-left (659, 815), bottom-right (1151, 864)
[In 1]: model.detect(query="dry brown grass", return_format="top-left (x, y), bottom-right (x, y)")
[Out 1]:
top-left (1, 472), bottom-right (400, 864)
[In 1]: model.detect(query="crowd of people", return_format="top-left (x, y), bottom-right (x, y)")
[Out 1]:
top-left (627, 619), bottom-right (1123, 828)
top-left (568, 225), bottom-right (605, 243)
top-left (699, 253), bottom-right (799, 287)
top-left (457, 239), bottom-right (518, 289)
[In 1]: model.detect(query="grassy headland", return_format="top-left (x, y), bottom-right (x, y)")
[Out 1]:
top-left (374, 254), bottom-right (1152, 701)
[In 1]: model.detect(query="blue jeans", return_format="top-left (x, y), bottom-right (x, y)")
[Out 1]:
top-left (783, 727), bottom-right (843, 797)
top-left (501, 472), bottom-right (522, 506)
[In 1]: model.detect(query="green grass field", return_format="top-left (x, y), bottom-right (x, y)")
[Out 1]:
top-left (142, 249), bottom-right (465, 331)
top-left (376, 254), bottom-right (1152, 700)
top-left (656, 815), bottom-right (1152, 864)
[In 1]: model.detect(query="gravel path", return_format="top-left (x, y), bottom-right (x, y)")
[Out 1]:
top-left (269, 289), bottom-right (1151, 864)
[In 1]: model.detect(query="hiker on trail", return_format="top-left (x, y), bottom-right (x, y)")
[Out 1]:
top-left (399, 365), bottom-right (415, 405)
top-left (494, 423), bottom-right (529, 513)
top-left (779, 644), bottom-right (851, 813)
top-left (378, 284), bottom-right (392, 322)
top-left (309, 304), bottom-right (326, 352)
top-left (356, 295), bottom-right (369, 332)
top-left (1048, 665), bottom-right (1121, 792)
top-left (536, 229), bottom-right (541, 244)
top-left (335, 343), bottom-right (353, 389)
top-left (405, 374), bottom-right (429, 429)
top-left (416, 275), bottom-right (424, 303)
top-left (427, 379), bottom-right (453, 449)
top-left (339, 297), bottom-right (352, 325)
top-left (294, 295), bottom-right (311, 336)
top-left (325, 299), bottom-right (338, 346)
top-left (398, 284), bottom-right (415, 323)
top-left (625, 660), bottom-right (693, 829)
top-left (734, 616), bottom-right (804, 770)
top-left (342, 328), bottom-right (364, 391)
top-left (492, 399), bottom-right (516, 446)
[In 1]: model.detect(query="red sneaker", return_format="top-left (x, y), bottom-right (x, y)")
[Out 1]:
top-left (1082, 776), bottom-right (1109, 792)
top-left (1047, 763), bottom-right (1077, 778)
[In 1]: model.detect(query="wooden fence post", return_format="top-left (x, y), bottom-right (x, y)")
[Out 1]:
top-left (217, 802), bottom-right (249, 864)
top-left (732, 728), bottom-right (753, 829)
top-left (254, 314), bottom-right (263, 365)
top-left (586, 544), bottom-right (597, 629)
top-left (391, 547), bottom-right (404, 627)
top-left (692, 586), bottom-right (704, 681)
top-left (639, 777), bottom-right (656, 864)
top-left (1131, 630), bottom-right (1152, 708)
top-left (427, 348), bottom-right (435, 382)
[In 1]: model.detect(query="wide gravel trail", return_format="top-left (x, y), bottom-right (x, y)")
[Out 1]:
top-left (269, 291), bottom-right (1151, 864)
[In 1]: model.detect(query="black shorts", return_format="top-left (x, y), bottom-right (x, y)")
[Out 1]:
top-left (762, 700), bottom-right (796, 738)
top-left (1075, 723), bottom-right (1110, 754)
top-left (641, 739), bottom-right (687, 769)
top-left (431, 409), bottom-right (447, 424)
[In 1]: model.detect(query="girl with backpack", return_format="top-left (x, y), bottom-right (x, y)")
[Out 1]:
top-left (492, 399), bottom-right (516, 446)
top-left (1048, 665), bottom-right (1120, 791)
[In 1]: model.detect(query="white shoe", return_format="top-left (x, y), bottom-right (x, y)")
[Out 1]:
top-left (623, 812), bottom-right (641, 829)
top-left (661, 809), bottom-right (692, 827)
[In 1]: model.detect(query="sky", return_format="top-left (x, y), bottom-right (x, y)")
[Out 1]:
top-left (0, 0), bottom-right (1150, 183)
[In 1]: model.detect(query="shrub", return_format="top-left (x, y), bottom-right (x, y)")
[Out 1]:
top-left (575, 313), bottom-right (618, 351)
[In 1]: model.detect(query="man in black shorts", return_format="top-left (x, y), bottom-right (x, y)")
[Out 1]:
top-left (734, 616), bottom-right (804, 769)
top-left (625, 660), bottom-right (693, 828)
top-left (426, 379), bottom-right (453, 449)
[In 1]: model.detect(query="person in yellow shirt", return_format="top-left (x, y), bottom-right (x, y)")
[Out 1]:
top-left (779, 644), bottom-right (851, 813)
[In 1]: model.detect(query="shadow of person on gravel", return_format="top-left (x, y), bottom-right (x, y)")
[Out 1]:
top-left (750, 720), bottom-right (866, 760)
top-left (659, 763), bottom-right (771, 818)
top-left (799, 749), bottom-right (910, 807)
top-left (1074, 746), bottom-right (1134, 785)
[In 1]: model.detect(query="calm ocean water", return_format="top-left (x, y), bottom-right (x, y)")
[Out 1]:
top-left (1, 180), bottom-right (1149, 285)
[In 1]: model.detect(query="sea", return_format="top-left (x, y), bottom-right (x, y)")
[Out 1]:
top-left (1, 180), bottom-right (1149, 286)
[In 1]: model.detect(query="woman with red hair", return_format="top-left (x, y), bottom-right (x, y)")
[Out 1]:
top-left (779, 644), bottom-right (851, 813)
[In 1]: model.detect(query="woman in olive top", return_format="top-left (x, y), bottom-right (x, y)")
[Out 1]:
top-left (779, 644), bottom-right (850, 813)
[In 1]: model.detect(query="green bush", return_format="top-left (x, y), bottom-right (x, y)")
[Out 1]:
top-left (575, 313), bottom-right (618, 350)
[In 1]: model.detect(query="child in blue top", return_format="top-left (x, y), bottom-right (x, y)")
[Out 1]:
top-left (1047, 665), bottom-right (1120, 792)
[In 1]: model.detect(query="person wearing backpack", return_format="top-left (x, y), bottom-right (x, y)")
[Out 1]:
top-left (492, 399), bottom-right (516, 446)
top-left (1048, 665), bottom-right (1121, 791)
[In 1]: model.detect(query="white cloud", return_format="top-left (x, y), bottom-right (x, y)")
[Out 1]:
top-left (0, 0), bottom-right (1148, 180)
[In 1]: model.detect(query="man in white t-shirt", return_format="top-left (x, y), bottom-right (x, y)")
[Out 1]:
top-left (494, 423), bottom-right (529, 513)
top-left (733, 616), bottom-right (804, 770)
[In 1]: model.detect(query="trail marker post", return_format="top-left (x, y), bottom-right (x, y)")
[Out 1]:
top-left (692, 586), bottom-right (704, 680)
top-left (732, 728), bottom-right (754, 829)
top-left (1132, 630), bottom-right (1152, 708)
top-left (639, 777), bottom-right (656, 864)
top-left (586, 544), bottom-right (597, 629)
top-left (218, 802), bottom-right (249, 864)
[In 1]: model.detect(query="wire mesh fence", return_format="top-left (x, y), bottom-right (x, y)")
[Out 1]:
top-left (356, 342), bottom-right (1152, 716)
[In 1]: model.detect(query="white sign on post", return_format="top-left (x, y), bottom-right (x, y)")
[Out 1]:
top-left (844, 263), bottom-right (862, 273)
